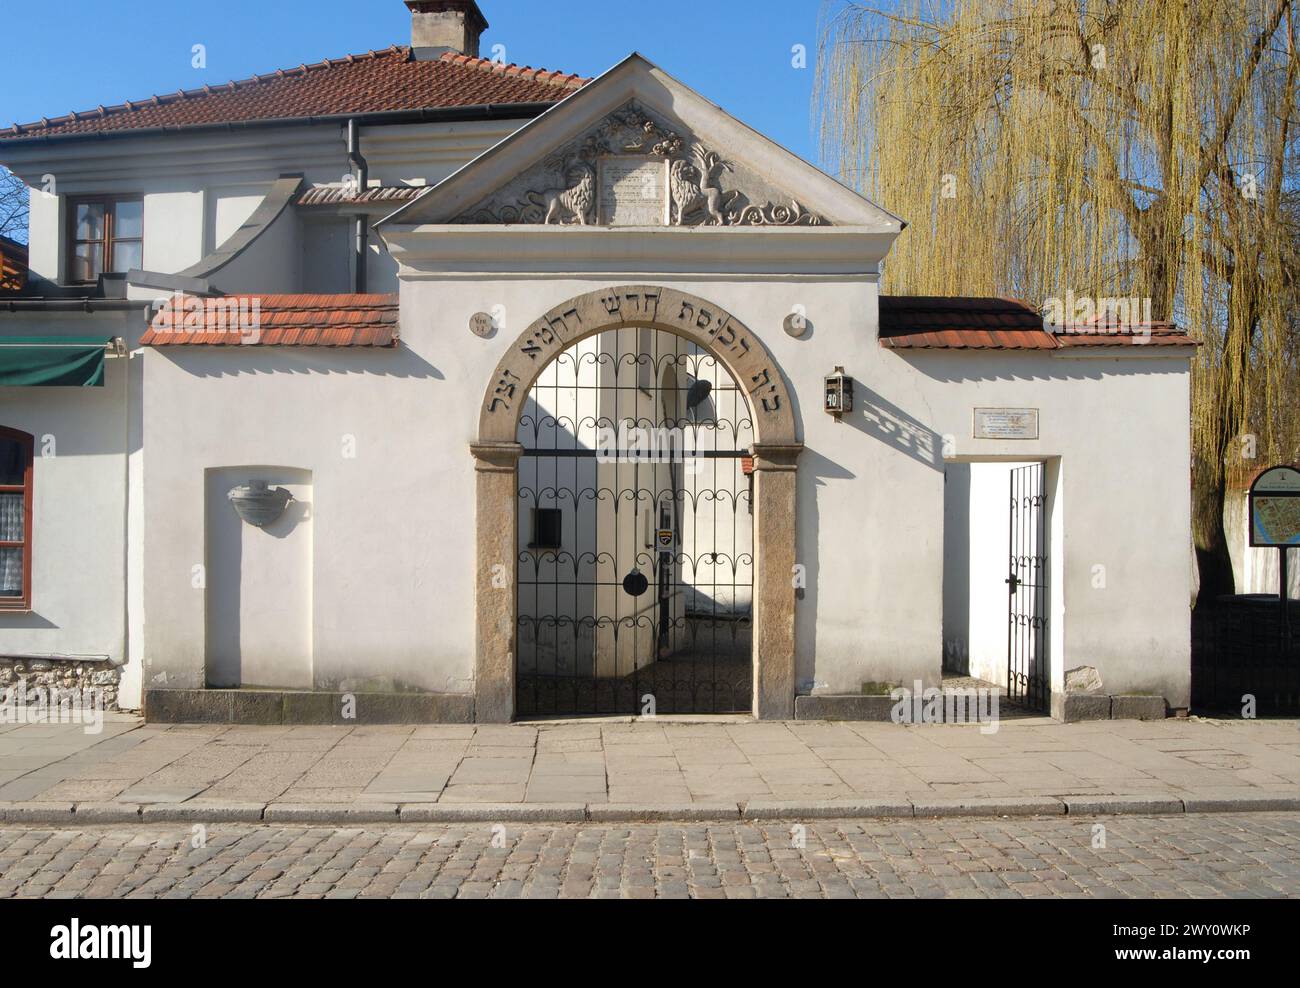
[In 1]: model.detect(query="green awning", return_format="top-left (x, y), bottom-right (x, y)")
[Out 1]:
top-left (0, 337), bottom-right (109, 387)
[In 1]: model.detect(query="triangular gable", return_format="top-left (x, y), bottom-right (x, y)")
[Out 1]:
top-left (380, 53), bottom-right (904, 231)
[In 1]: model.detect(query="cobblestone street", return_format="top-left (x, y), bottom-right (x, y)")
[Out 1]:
top-left (1, 813), bottom-right (1297, 899)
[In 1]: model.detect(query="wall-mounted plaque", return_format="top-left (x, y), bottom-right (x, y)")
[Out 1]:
top-left (469, 312), bottom-right (495, 338)
top-left (598, 155), bottom-right (668, 226)
top-left (974, 408), bottom-right (1039, 440)
top-left (1249, 466), bottom-right (1300, 547)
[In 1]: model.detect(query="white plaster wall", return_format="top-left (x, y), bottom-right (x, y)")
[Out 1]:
top-left (126, 205), bottom-right (1192, 711)
top-left (142, 187), bottom-right (205, 274)
top-left (209, 208), bottom-right (302, 295)
top-left (25, 188), bottom-right (59, 286)
top-left (2, 126), bottom-right (348, 287)
top-left (364, 119), bottom-right (534, 188)
top-left (0, 118), bottom-right (530, 295)
top-left (0, 313), bottom-right (137, 701)
top-left (300, 218), bottom-right (353, 295)
top-left (912, 352), bottom-right (1191, 704)
top-left (135, 257), bottom-right (1193, 708)
top-left (205, 187), bottom-right (270, 256)
top-left (205, 467), bottom-right (313, 690)
top-left (141, 341), bottom-right (474, 694)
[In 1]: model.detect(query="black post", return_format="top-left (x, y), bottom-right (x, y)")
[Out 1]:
top-left (1282, 546), bottom-right (1292, 654)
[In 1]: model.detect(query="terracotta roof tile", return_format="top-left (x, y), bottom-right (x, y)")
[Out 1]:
top-left (1, 48), bottom-right (588, 142)
top-left (141, 293), bottom-right (398, 347)
top-left (880, 296), bottom-right (1056, 349)
top-left (0, 236), bottom-right (27, 293)
top-left (879, 295), bottom-right (1197, 350)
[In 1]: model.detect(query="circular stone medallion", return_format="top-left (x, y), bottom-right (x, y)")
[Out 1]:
top-left (470, 312), bottom-right (496, 338)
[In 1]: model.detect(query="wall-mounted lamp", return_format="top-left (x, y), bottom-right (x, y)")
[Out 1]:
top-left (824, 367), bottom-right (854, 421)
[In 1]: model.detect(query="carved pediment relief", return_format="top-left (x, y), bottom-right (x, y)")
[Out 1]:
top-left (454, 101), bottom-right (829, 228)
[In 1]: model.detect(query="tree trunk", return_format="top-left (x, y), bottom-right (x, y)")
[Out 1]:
top-left (1193, 454), bottom-right (1236, 604)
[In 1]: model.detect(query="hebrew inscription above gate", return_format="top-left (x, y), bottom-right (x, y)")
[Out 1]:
top-left (479, 287), bottom-right (798, 447)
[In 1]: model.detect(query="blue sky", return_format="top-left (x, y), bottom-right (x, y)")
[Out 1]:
top-left (1, 0), bottom-right (837, 166)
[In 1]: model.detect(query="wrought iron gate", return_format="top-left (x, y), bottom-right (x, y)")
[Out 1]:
top-left (515, 326), bottom-right (754, 716)
top-left (1007, 463), bottom-right (1050, 712)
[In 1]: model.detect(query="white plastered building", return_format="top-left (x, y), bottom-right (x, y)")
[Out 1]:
top-left (0, 1), bottom-right (1195, 724)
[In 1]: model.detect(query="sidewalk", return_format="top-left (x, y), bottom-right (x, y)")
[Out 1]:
top-left (1, 715), bottom-right (1298, 823)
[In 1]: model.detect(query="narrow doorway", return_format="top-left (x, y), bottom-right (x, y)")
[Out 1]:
top-left (942, 460), bottom-right (1054, 713)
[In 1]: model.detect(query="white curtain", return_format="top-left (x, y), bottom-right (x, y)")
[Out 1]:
top-left (0, 493), bottom-right (22, 594)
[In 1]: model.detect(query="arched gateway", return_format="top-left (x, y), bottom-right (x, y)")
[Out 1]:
top-left (471, 287), bottom-right (802, 722)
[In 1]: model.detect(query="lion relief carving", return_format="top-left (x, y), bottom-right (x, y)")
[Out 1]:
top-left (527, 161), bottom-right (596, 226)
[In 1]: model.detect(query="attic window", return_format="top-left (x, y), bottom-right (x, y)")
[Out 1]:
top-left (67, 196), bottom-right (143, 283)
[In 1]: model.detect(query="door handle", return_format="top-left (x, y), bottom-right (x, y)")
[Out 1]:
top-left (1006, 574), bottom-right (1021, 594)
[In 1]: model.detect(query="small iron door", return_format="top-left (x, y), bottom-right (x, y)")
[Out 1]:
top-left (1007, 463), bottom-right (1049, 712)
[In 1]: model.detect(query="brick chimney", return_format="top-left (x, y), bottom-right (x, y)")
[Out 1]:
top-left (406, 1), bottom-right (489, 59)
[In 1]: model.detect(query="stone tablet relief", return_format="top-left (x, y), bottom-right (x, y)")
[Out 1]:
top-left (455, 100), bottom-right (829, 228)
top-left (599, 156), bottom-right (668, 226)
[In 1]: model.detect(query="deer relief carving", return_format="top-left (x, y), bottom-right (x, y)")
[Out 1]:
top-left (670, 146), bottom-right (741, 226)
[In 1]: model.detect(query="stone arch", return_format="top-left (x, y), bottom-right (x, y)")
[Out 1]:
top-left (477, 286), bottom-right (797, 445)
top-left (471, 286), bottom-right (802, 722)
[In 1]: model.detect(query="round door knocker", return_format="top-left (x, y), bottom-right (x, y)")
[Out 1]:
top-left (622, 568), bottom-right (649, 598)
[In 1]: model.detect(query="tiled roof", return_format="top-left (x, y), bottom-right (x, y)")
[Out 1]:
top-left (880, 296), bottom-right (1054, 349)
top-left (1053, 328), bottom-right (1194, 348)
top-left (0, 236), bottom-right (27, 293)
top-left (0, 47), bottom-right (588, 142)
top-left (879, 296), bottom-right (1195, 350)
top-left (296, 186), bottom-right (425, 207)
top-left (141, 294), bottom-right (399, 347)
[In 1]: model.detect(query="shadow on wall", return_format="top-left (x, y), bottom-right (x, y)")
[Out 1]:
top-left (791, 447), bottom-right (856, 693)
top-left (841, 382), bottom-right (944, 473)
top-left (891, 351), bottom-right (1186, 386)
top-left (154, 345), bottom-right (443, 382)
top-left (205, 466), bottom-right (313, 690)
top-left (790, 384), bottom-right (944, 691)
top-left (516, 391), bottom-right (599, 679)
top-left (942, 462), bottom-right (972, 675)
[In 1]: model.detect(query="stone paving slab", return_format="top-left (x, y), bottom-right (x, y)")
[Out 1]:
top-left (0, 715), bottom-right (1296, 822)
top-left (1, 813), bottom-right (1297, 899)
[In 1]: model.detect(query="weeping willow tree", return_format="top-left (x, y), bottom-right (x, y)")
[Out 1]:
top-left (0, 167), bottom-right (26, 243)
top-left (818, 0), bottom-right (1299, 598)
